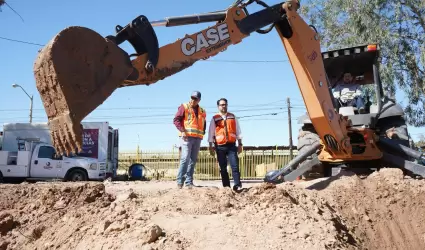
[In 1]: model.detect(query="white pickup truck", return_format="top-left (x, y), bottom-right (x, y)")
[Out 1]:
top-left (0, 138), bottom-right (106, 182)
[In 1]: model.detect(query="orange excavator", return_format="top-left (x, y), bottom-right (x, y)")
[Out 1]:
top-left (33, 0), bottom-right (425, 181)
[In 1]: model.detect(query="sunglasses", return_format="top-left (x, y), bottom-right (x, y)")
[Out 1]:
top-left (191, 96), bottom-right (199, 101)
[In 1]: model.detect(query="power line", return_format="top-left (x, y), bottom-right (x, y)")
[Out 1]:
top-left (0, 109), bottom-right (289, 124)
top-left (0, 105), bottom-right (307, 123)
top-left (2, 2), bottom-right (25, 23)
top-left (68, 107), bottom-right (287, 120)
top-left (0, 110), bottom-right (294, 121)
top-left (0, 117), bottom-right (290, 126)
top-left (0, 36), bottom-right (43, 46)
top-left (0, 36), bottom-right (289, 63)
top-left (238, 111), bottom-right (285, 118)
top-left (0, 105), bottom-right (304, 120)
top-left (0, 102), bottom-right (306, 112)
top-left (0, 104), bottom-right (306, 112)
top-left (109, 115), bottom-right (288, 126)
top-left (0, 116), bottom-right (288, 126)
top-left (92, 111), bottom-right (286, 124)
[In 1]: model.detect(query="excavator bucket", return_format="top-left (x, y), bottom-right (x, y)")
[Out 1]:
top-left (34, 14), bottom-right (162, 155)
top-left (33, 26), bottom-right (134, 155)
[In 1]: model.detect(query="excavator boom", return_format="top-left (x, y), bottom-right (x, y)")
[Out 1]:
top-left (34, 0), bottom-right (350, 159)
top-left (118, 2), bottom-right (283, 86)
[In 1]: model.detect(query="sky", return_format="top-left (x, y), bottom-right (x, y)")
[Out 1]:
top-left (0, 0), bottom-right (423, 152)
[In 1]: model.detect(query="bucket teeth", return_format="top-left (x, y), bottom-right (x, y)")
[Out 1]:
top-left (48, 114), bottom-right (83, 155)
top-left (33, 26), bottom-right (134, 155)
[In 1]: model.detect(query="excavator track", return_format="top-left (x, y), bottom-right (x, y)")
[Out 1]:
top-left (33, 26), bottom-right (134, 155)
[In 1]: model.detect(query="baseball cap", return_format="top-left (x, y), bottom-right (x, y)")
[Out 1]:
top-left (191, 91), bottom-right (201, 99)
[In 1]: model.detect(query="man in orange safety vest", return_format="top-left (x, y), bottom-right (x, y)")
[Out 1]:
top-left (173, 91), bottom-right (206, 189)
top-left (208, 98), bottom-right (243, 191)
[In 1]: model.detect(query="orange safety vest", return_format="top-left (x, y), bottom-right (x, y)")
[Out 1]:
top-left (213, 112), bottom-right (237, 145)
top-left (179, 103), bottom-right (206, 139)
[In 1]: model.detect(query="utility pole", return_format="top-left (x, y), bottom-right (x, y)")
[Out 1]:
top-left (287, 97), bottom-right (293, 158)
top-left (12, 83), bottom-right (33, 123)
top-left (29, 96), bottom-right (33, 123)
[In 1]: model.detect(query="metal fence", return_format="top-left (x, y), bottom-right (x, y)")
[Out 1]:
top-left (118, 146), bottom-right (298, 180)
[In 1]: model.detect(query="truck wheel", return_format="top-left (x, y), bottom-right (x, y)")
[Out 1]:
top-left (68, 169), bottom-right (88, 182)
top-left (0, 172), bottom-right (3, 183)
top-left (297, 124), bottom-right (328, 179)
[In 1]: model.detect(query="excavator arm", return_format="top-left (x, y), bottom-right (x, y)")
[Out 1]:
top-left (116, 1), bottom-right (276, 86)
top-left (34, 0), bottom-right (351, 159)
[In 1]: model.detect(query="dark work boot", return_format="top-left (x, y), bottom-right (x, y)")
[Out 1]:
top-left (232, 184), bottom-right (242, 192)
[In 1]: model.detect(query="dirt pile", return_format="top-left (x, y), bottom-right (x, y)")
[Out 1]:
top-left (0, 182), bottom-right (115, 250)
top-left (1, 169), bottom-right (425, 249)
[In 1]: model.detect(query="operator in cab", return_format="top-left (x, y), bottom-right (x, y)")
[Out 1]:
top-left (332, 71), bottom-right (366, 114)
top-left (208, 98), bottom-right (243, 192)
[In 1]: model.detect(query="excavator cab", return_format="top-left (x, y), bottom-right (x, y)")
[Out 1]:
top-left (298, 44), bottom-right (408, 144)
top-left (323, 44), bottom-right (408, 144)
top-left (323, 44), bottom-right (382, 116)
top-left (294, 43), bottom-right (412, 179)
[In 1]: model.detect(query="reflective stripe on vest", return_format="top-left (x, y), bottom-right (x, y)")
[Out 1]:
top-left (180, 103), bottom-right (206, 139)
top-left (213, 112), bottom-right (237, 145)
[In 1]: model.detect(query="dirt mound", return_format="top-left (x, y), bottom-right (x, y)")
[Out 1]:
top-left (0, 182), bottom-right (115, 249)
top-left (1, 169), bottom-right (425, 249)
top-left (136, 184), bottom-right (358, 249)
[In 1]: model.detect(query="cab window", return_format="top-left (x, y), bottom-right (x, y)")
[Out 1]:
top-left (38, 146), bottom-right (56, 159)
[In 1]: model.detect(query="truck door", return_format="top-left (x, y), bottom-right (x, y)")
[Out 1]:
top-left (30, 145), bottom-right (61, 178)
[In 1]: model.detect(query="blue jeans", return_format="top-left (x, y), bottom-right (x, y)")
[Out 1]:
top-left (176, 136), bottom-right (202, 185)
top-left (216, 143), bottom-right (242, 188)
top-left (354, 96), bottom-right (365, 109)
top-left (344, 96), bottom-right (365, 109)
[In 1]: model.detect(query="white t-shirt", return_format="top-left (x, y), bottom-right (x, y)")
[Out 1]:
top-left (332, 83), bottom-right (362, 103)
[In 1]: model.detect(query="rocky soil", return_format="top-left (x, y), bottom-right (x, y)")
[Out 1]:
top-left (1, 168), bottom-right (425, 250)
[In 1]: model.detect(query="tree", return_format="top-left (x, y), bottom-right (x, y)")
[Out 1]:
top-left (300, 0), bottom-right (425, 126)
top-left (414, 134), bottom-right (425, 149)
